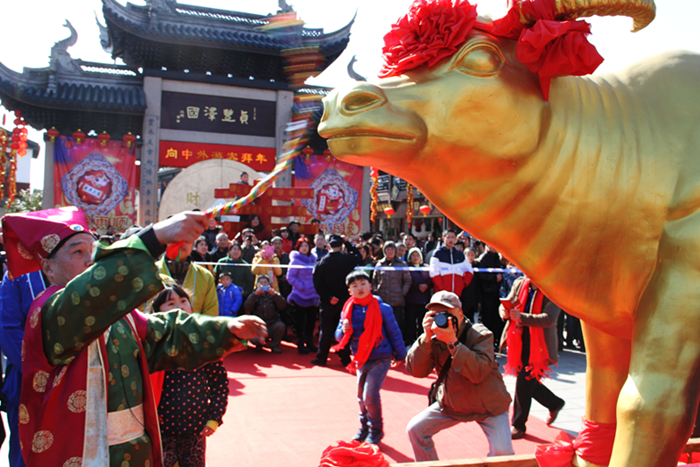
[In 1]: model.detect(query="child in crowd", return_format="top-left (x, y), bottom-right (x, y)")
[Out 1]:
top-left (152, 283), bottom-right (230, 467)
top-left (335, 270), bottom-right (407, 445)
top-left (217, 271), bottom-right (243, 317)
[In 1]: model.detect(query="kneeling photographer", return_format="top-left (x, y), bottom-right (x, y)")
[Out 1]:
top-left (405, 291), bottom-right (514, 461)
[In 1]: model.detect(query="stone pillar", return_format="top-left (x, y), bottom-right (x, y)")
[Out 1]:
top-left (139, 76), bottom-right (163, 226)
top-left (274, 90), bottom-right (294, 188)
top-left (360, 166), bottom-right (370, 233)
top-left (42, 141), bottom-right (54, 209)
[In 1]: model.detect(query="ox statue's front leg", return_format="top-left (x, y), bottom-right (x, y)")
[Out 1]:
top-left (610, 218), bottom-right (700, 466)
top-left (574, 323), bottom-right (631, 467)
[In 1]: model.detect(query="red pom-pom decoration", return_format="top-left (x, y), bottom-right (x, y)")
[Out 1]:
top-left (379, 0), bottom-right (490, 78)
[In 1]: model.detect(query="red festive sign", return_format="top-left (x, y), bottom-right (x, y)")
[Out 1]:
top-left (54, 136), bottom-right (137, 233)
top-left (158, 141), bottom-right (276, 171)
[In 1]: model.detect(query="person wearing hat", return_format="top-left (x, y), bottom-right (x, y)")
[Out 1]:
top-left (311, 234), bottom-right (363, 366)
top-left (405, 291), bottom-right (513, 461)
top-left (2, 207), bottom-right (267, 467)
top-left (217, 271), bottom-right (243, 317)
top-left (287, 220), bottom-right (301, 248)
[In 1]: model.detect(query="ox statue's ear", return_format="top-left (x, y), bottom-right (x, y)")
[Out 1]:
top-left (449, 41), bottom-right (505, 77)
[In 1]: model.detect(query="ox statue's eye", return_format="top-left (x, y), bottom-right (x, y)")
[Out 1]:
top-left (453, 44), bottom-right (504, 77)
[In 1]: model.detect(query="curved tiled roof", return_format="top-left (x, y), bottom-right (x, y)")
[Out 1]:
top-left (102, 0), bottom-right (352, 81)
top-left (0, 61), bottom-right (145, 113)
top-left (0, 60), bottom-right (145, 135)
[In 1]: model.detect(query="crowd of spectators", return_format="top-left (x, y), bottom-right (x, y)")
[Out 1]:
top-left (68, 218), bottom-right (588, 356)
top-left (157, 219), bottom-right (586, 356)
top-left (0, 212), bottom-right (589, 465)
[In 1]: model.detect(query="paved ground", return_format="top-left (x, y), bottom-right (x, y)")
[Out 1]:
top-left (499, 347), bottom-right (588, 436)
top-left (0, 348), bottom-right (588, 466)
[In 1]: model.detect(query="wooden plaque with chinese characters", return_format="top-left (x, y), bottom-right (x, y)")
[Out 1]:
top-left (158, 141), bottom-right (276, 171)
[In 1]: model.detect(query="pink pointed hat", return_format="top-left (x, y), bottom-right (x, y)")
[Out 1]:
top-left (2, 206), bottom-right (91, 278)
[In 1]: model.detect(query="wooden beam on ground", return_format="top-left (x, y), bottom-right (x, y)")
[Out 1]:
top-left (393, 438), bottom-right (700, 467)
top-left (682, 438), bottom-right (700, 462)
top-left (392, 454), bottom-right (538, 467)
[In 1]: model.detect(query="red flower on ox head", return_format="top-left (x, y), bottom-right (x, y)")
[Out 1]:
top-left (379, 0), bottom-right (490, 78)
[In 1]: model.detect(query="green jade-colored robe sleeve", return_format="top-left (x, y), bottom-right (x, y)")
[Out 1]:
top-left (42, 235), bottom-right (164, 366)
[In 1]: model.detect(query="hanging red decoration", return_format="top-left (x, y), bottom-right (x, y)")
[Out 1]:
top-left (406, 184), bottom-right (415, 226)
top-left (370, 167), bottom-right (379, 224)
top-left (324, 149), bottom-right (333, 162)
top-left (7, 154), bottom-right (17, 206)
top-left (98, 131), bottom-right (111, 147)
top-left (122, 132), bottom-right (136, 148)
top-left (302, 146), bottom-right (313, 164)
top-left (419, 205), bottom-right (431, 216)
top-left (73, 129), bottom-right (85, 145)
top-left (384, 206), bottom-right (395, 218)
top-left (0, 130), bottom-right (7, 204)
top-left (46, 127), bottom-right (60, 143)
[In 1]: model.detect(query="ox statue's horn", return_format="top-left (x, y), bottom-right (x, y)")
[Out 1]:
top-left (554, 0), bottom-right (656, 32)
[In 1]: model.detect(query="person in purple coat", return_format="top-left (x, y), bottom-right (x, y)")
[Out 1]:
top-left (287, 237), bottom-right (320, 354)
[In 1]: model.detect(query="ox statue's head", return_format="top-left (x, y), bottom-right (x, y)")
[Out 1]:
top-left (320, 31), bottom-right (545, 179)
top-left (319, 0), bottom-right (656, 186)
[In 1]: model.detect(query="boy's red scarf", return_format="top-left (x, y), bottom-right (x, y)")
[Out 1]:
top-left (504, 278), bottom-right (552, 381)
top-left (332, 295), bottom-right (383, 373)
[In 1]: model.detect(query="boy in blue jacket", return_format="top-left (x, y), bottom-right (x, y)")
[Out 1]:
top-left (335, 270), bottom-right (407, 445)
top-left (217, 271), bottom-right (243, 317)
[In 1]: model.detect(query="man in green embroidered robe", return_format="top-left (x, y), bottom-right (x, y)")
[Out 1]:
top-left (1, 208), bottom-right (266, 467)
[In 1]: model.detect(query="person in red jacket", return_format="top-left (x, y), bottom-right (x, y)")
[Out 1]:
top-left (429, 230), bottom-right (473, 295)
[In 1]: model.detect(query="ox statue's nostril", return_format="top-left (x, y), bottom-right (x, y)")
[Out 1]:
top-left (341, 90), bottom-right (385, 115)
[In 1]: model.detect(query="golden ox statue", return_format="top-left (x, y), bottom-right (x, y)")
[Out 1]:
top-left (319, 0), bottom-right (700, 465)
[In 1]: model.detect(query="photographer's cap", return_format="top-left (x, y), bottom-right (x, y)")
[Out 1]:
top-left (427, 291), bottom-right (462, 310)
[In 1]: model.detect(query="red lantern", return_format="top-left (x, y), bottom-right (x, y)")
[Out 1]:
top-left (98, 131), bottom-right (111, 147)
top-left (419, 205), bottom-right (431, 217)
top-left (19, 128), bottom-right (27, 135)
top-left (302, 146), bottom-right (314, 164)
top-left (73, 129), bottom-right (85, 145)
top-left (46, 127), bottom-right (60, 143)
top-left (123, 132), bottom-right (136, 148)
top-left (18, 142), bottom-right (27, 150)
top-left (384, 207), bottom-right (395, 219)
top-left (13, 118), bottom-right (22, 126)
top-left (17, 149), bottom-right (26, 157)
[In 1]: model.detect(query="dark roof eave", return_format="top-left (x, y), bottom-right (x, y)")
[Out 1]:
top-left (103, 0), bottom-right (352, 56)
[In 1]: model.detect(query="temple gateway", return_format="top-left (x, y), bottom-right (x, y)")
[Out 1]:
top-left (0, 0), bottom-right (355, 229)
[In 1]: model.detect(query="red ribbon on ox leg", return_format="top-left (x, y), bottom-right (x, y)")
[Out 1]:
top-left (535, 417), bottom-right (616, 467)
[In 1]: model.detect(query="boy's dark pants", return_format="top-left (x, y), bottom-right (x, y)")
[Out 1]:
top-left (357, 357), bottom-right (391, 435)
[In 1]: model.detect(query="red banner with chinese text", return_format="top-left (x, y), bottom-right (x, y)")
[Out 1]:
top-left (54, 136), bottom-right (137, 233)
top-left (158, 141), bottom-right (276, 171)
top-left (293, 155), bottom-right (364, 237)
